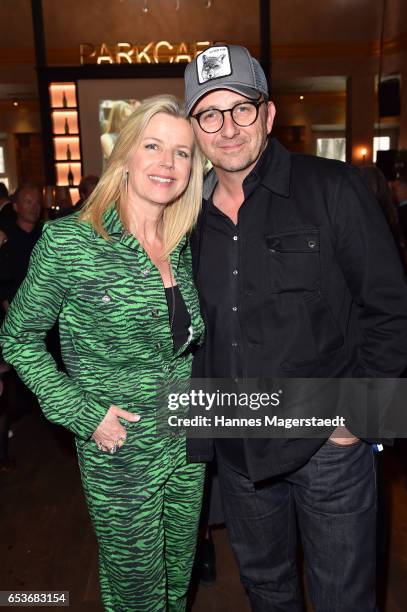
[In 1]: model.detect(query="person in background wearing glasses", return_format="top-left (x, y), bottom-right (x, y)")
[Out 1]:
top-left (184, 45), bottom-right (407, 611)
top-left (1, 95), bottom-right (205, 611)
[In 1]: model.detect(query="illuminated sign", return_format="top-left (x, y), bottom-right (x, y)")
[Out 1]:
top-left (80, 41), bottom-right (212, 65)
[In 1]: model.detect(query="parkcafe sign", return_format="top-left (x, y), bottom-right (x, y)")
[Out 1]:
top-left (80, 41), bottom-right (212, 65)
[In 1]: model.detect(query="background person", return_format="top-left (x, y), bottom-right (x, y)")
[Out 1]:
top-left (74, 174), bottom-right (99, 210)
top-left (1, 95), bottom-right (205, 612)
top-left (100, 100), bottom-right (133, 162)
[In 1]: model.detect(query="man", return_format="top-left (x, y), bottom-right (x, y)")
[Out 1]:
top-left (184, 45), bottom-right (407, 611)
top-left (54, 174), bottom-right (99, 218)
top-left (0, 184), bottom-right (42, 306)
top-left (75, 174), bottom-right (99, 209)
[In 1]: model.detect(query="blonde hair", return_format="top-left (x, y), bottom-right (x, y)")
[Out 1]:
top-left (105, 100), bottom-right (132, 133)
top-left (80, 94), bottom-right (204, 259)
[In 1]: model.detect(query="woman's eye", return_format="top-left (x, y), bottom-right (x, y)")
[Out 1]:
top-left (176, 150), bottom-right (190, 158)
top-left (145, 143), bottom-right (158, 150)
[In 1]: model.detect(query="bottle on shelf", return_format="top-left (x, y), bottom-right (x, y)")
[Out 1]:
top-left (62, 90), bottom-right (68, 108)
top-left (66, 143), bottom-right (72, 161)
top-left (67, 165), bottom-right (74, 187)
top-left (64, 118), bottom-right (70, 134)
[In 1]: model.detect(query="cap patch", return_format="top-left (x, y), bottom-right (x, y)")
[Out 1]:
top-left (197, 46), bottom-right (232, 84)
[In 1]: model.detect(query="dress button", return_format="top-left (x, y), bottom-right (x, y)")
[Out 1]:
top-left (102, 294), bottom-right (111, 303)
top-left (142, 268), bottom-right (150, 276)
top-left (233, 235), bottom-right (238, 241)
top-left (155, 341), bottom-right (163, 349)
top-left (151, 308), bottom-right (159, 317)
top-left (233, 269), bottom-right (238, 275)
top-left (232, 306), bottom-right (238, 312)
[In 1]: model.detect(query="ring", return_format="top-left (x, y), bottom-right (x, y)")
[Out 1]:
top-left (110, 443), bottom-right (118, 454)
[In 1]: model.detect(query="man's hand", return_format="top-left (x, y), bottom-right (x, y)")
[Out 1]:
top-left (92, 405), bottom-right (140, 453)
top-left (329, 425), bottom-right (359, 445)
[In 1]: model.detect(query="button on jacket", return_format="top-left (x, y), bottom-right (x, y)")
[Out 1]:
top-left (0, 206), bottom-right (205, 439)
top-left (190, 138), bottom-right (407, 482)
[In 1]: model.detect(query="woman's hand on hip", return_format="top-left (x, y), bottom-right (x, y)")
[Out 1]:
top-left (92, 405), bottom-right (140, 453)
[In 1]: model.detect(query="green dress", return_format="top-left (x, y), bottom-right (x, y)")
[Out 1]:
top-left (0, 206), bottom-right (206, 612)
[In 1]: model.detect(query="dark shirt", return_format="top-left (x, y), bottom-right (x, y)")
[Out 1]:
top-left (165, 285), bottom-right (191, 351)
top-left (1, 222), bottom-right (42, 302)
top-left (197, 163), bottom-right (268, 473)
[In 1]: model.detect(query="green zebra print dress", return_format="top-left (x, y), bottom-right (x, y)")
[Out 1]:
top-left (0, 206), bottom-right (206, 612)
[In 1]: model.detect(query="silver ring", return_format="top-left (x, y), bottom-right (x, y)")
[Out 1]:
top-left (110, 443), bottom-right (118, 454)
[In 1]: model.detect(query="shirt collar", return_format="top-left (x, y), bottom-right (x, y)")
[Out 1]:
top-left (244, 137), bottom-right (291, 197)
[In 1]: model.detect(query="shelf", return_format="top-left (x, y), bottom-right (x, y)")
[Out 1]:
top-left (53, 133), bottom-right (80, 137)
top-left (55, 158), bottom-right (81, 162)
top-left (50, 81), bottom-right (82, 193)
top-left (52, 108), bottom-right (78, 113)
top-left (51, 106), bottom-right (77, 111)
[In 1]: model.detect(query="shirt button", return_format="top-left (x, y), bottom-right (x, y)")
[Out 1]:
top-left (233, 269), bottom-right (238, 275)
top-left (233, 235), bottom-right (238, 241)
top-left (232, 306), bottom-right (238, 312)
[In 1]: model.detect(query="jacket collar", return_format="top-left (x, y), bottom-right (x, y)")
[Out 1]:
top-left (101, 204), bottom-right (188, 262)
top-left (103, 205), bottom-right (123, 237)
top-left (203, 137), bottom-right (291, 201)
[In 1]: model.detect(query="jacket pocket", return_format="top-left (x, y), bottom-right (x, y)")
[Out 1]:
top-left (75, 281), bottom-right (130, 338)
top-left (266, 228), bottom-right (320, 293)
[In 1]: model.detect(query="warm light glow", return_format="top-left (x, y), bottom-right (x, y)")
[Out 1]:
top-left (299, 95), bottom-right (304, 100)
top-left (52, 111), bottom-right (78, 117)
top-left (49, 83), bottom-right (77, 108)
top-left (361, 147), bottom-right (368, 156)
top-left (13, 100), bottom-right (18, 107)
top-left (50, 84), bottom-right (76, 91)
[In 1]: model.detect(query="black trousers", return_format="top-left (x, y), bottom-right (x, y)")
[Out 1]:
top-left (217, 440), bottom-right (377, 612)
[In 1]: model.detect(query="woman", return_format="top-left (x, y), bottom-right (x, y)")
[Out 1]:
top-left (0, 95), bottom-right (205, 611)
top-left (100, 100), bottom-right (135, 162)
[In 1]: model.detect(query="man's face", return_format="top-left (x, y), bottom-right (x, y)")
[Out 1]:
top-left (191, 89), bottom-right (276, 175)
top-left (13, 188), bottom-right (41, 224)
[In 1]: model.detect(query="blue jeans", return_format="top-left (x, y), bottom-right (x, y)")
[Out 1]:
top-left (217, 440), bottom-right (377, 612)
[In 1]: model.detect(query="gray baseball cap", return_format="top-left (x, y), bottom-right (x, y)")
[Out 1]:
top-left (184, 44), bottom-right (269, 116)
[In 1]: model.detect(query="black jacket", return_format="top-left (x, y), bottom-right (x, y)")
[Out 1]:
top-left (189, 138), bottom-right (407, 481)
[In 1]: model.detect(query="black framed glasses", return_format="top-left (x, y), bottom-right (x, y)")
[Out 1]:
top-left (192, 100), bottom-right (266, 133)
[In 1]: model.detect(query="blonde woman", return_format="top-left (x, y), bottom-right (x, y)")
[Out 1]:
top-left (1, 95), bottom-right (205, 611)
top-left (100, 100), bottom-right (135, 161)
